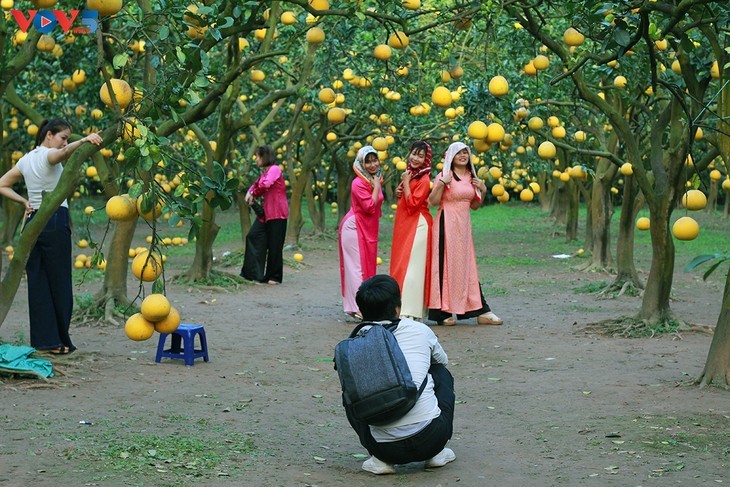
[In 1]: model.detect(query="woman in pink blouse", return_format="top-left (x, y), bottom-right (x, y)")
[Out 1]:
top-left (241, 145), bottom-right (289, 284)
top-left (427, 142), bottom-right (503, 326)
top-left (338, 146), bottom-right (383, 319)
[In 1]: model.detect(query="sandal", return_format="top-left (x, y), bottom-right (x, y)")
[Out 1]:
top-left (440, 317), bottom-right (457, 326)
top-left (41, 346), bottom-right (68, 355)
top-left (477, 312), bottom-right (503, 325)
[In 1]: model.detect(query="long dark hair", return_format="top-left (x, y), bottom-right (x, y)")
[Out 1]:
top-left (35, 118), bottom-right (72, 148)
top-left (255, 145), bottom-right (276, 167)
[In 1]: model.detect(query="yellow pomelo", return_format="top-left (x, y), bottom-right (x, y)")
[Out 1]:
top-left (125, 313), bottom-right (155, 341)
top-left (402, 0), bottom-right (420, 9)
top-left (614, 75), bottom-right (627, 88)
top-left (489, 167), bottom-right (502, 179)
top-left (574, 130), bottom-right (586, 142)
top-left (373, 44), bottom-right (392, 60)
top-left (388, 31), bottom-right (409, 49)
top-left (99, 78), bottom-right (132, 109)
top-left (318, 87), bottom-right (336, 103)
top-left (87, 0), bottom-right (122, 16)
top-left (636, 217), bottom-right (650, 230)
top-left (372, 137), bottom-right (388, 151)
top-left (537, 141), bottom-right (556, 159)
top-left (105, 194), bottom-right (137, 221)
top-left (328, 107), bottom-right (346, 124)
top-left (306, 27), bottom-right (325, 45)
top-left (529, 182), bottom-right (541, 194)
top-left (491, 184), bottom-right (505, 197)
top-left (681, 189), bottom-right (707, 210)
top-left (672, 216), bottom-right (699, 241)
top-left (520, 189), bottom-right (534, 202)
top-left (563, 27), bottom-right (584, 46)
top-left (141, 293), bottom-right (171, 322)
top-left (280, 10), bottom-right (297, 24)
top-left (131, 251), bottom-right (163, 282)
top-left (431, 86), bottom-right (452, 107)
top-left (486, 123), bottom-right (505, 143)
top-left (709, 169), bottom-right (722, 181)
top-left (527, 117), bottom-right (543, 131)
top-left (488, 75), bottom-right (509, 97)
top-left (620, 162), bottom-right (633, 175)
top-left (533, 55), bottom-right (549, 70)
top-left (467, 120), bottom-right (488, 139)
top-left (154, 307), bottom-right (181, 334)
top-left (308, 0), bottom-right (329, 10)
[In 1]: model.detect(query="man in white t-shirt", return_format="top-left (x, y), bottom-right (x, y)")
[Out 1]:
top-left (345, 275), bottom-right (456, 475)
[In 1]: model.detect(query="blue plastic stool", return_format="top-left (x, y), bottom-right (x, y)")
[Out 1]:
top-left (155, 324), bottom-right (209, 366)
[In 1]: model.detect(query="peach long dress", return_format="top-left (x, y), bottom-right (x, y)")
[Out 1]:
top-left (428, 172), bottom-right (484, 315)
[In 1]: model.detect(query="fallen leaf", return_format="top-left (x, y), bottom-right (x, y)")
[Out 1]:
top-left (487, 377), bottom-right (502, 381)
top-left (582, 391), bottom-right (591, 395)
top-left (313, 456), bottom-right (326, 463)
top-left (612, 440), bottom-right (625, 444)
top-left (312, 394), bottom-right (323, 398)
top-left (148, 449), bottom-right (157, 457)
top-left (120, 452), bottom-right (130, 459)
top-left (352, 453), bottom-right (368, 459)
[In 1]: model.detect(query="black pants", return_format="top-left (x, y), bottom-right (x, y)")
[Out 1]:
top-left (429, 210), bottom-right (490, 322)
top-left (241, 218), bottom-right (287, 283)
top-left (346, 364), bottom-right (455, 465)
top-left (25, 207), bottom-right (74, 351)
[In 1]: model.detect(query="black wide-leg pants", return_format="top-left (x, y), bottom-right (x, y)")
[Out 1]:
top-left (25, 207), bottom-right (74, 351)
top-left (241, 218), bottom-right (287, 283)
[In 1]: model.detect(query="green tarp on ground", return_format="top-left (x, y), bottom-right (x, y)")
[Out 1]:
top-left (0, 344), bottom-right (53, 379)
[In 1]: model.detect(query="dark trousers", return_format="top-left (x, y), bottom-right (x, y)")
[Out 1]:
top-left (241, 218), bottom-right (287, 283)
top-left (346, 364), bottom-right (455, 465)
top-left (25, 207), bottom-right (74, 350)
top-left (429, 210), bottom-right (490, 322)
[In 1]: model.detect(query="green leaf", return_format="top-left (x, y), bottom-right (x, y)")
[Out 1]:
top-left (614, 29), bottom-right (630, 47)
top-left (684, 254), bottom-right (723, 272)
top-left (152, 279), bottom-right (165, 294)
top-left (176, 46), bottom-right (186, 63)
top-left (113, 53), bottom-right (129, 69)
top-left (128, 182), bottom-right (143, 198)
top-left (168, 213), bottom-right (181, 227)
top-left (159, 26), bottom-right (169, 41)
top-left (703, 260), bottom-right (724, 281)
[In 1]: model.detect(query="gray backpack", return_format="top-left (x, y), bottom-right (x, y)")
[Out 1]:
top-left (334, 321), bottom-right (427, 426)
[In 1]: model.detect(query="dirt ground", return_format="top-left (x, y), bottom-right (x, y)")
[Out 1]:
top-left (1, 209), bottom-right (728, 487)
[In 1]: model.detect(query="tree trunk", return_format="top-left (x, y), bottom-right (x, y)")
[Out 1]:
top-left (537, 170), bottom-right (551, 212)
top-left (184, 197), bottom-right (220, 280)
top-left (589, 159), bottom-right (616, 269)
top-left (638, 201), bottom-right (675, 322)
top-left (696, 265), bottom-right (730, 388)
top-left (613, 173), bottom-right (643, 288)
top-left (93, 218), bottom-right (137, 319)
top-left (1, 202), bottom-right (23, 246)
top-left (706, 180), bottom-right (718, 213)
top-left (285, 172), bottom-right (308, 244)
top-left (565, 179), bottom-right (579, 241)
top-left (583, 186), bottom-right (593, 250)
top-left (550, 180), bottom-right (569, 225)
top-left (236, 192), bottom-right (252, 250)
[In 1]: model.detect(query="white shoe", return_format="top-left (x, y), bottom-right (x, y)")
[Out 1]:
top-left (362, 456), bottom-right (395, 475)
top-left (478, 311), bottom-right (503, 325)
top-left (426, 447), bottom-right (456, 468)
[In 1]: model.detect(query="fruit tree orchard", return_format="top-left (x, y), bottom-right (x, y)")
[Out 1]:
top-left (0, 0), bottom-right (729, 386)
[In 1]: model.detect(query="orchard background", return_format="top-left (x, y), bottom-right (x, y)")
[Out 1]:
top-left (0, 0), bottom-right (729, 484)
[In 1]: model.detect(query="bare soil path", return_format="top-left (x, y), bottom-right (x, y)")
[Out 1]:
top-left (1, 208), bottom-right (728, 487)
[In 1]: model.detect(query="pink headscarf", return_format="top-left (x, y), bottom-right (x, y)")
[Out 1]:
top-left (441, 141), bottom-right (481, 201)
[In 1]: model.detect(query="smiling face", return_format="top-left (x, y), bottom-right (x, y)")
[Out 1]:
top-left (452, 148), bottom-right (470, 166)
top-left (363, 153), bottom-right (380, 175)
top-left (408, 149), bottom-right (427, 169)
top-left (45, 129), bottom-right (71, 149)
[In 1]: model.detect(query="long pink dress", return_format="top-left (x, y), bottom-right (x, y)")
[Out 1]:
top-left (338, 177), bottom-right (384, 314)
top-left (428, 172), bottom-right (483, 315)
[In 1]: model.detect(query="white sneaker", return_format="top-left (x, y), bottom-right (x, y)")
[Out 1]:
top-left (362, 456), bottom-right (395, 475)
top-left (426, 447), bottom-right (456, 468)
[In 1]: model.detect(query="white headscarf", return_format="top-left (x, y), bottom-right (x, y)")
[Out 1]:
top-left (353, 145), bottom-right (381, 187)
top-left (441, 141), bottom-right (481, 201)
